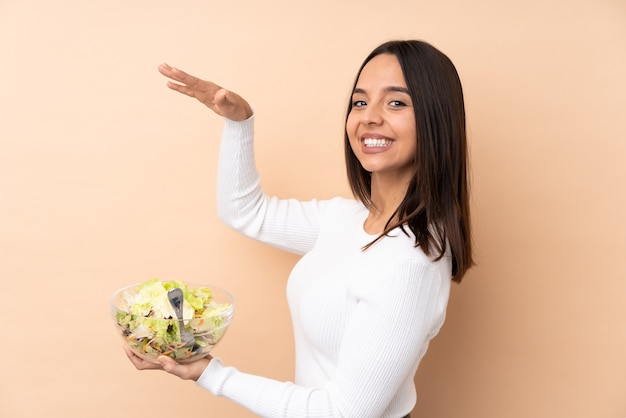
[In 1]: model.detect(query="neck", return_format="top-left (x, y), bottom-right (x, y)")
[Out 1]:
top-left (364, 173), bottom-right (410, 234)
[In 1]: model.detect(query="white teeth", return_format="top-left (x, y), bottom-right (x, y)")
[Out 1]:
top-left (363, 138), bottom-right (392, 147)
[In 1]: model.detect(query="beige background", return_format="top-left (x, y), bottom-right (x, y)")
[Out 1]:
top-left (1, 0), bottom-right (624, 417)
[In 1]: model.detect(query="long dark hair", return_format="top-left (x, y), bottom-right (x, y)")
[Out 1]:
top-left (344, 40), bottom-right (473, 282)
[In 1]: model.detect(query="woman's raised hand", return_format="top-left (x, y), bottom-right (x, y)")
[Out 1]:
top-left (158, 63), bottom-right (252, 121)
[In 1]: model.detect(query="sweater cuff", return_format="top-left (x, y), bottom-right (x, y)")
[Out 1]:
top-left (196, 356), bottom-right (233, 396)
top-left (222, 110), bottom-right (255, 141)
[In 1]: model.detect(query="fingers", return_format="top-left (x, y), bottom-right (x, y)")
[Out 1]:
top-left (123, 346), bottom-right (163, 370)
top-left (158, 63), bottom-right (220, 105)
top-left (165, 80), bottom-right (196, 98)
top-left (158, 63), bottom-right (201, 97)
top-left (158, 63), bottom-right (198, 87)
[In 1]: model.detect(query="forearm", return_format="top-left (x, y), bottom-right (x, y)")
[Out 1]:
top-left (216, 115), bottom-right (262, 232)
top-left (198, 358), bottom-right (340, 418)
top-left (215, 115), bottom-right (321, 254)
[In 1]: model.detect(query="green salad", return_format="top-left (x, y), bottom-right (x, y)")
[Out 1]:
top-left (114, 278), bottom-right (232, 361)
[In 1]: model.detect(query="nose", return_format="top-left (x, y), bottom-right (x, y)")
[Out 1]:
top-left (361, 104), bottom-right (383, 125)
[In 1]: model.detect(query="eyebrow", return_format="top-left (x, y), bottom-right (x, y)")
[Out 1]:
top-left (352, 86), bottom-right (410, 95)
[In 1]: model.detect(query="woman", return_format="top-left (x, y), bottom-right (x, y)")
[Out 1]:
top-left (125, 39), bottom-right (473, 418)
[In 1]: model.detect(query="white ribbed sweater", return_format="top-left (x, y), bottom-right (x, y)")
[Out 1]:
top-left (196, 115), bottom-right (452, 418)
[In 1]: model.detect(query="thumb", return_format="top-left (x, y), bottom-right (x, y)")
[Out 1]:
top-left (158, 356), bottom-right (179, 374)
top-left (212, 88), bottom-right (230, 107)
top-left (157, 355), bottom-right (207, 381)
top-left (213, 89), bottom-right (252, 121)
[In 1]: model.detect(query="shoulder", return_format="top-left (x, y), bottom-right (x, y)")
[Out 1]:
top-left (370, 233), bottom-right (453, 282)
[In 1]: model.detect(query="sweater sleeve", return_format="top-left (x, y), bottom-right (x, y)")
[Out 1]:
top-left (197, 259), bottom-right (450, 418)
top-left (216, 115), bottom-right (322, 255)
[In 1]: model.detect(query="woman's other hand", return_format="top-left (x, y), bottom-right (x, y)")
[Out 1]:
top-left (123, 345), bottom-right (211, 382)
top-left (158, 63), bottom-right (253, 121)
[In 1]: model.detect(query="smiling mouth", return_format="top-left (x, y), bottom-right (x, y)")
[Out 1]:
top-left (363, 138), bottom-right (393, 148)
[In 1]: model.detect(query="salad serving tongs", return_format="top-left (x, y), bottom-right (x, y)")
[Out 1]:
top-left (167, 288), bottom-right (197, 347)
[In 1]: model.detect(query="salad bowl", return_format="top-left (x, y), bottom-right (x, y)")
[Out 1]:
top-left (111, 279), bottom-right (234, 364)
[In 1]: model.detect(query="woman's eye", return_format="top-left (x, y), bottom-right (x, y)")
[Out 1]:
top-left (389, 100), bottom-right (407, 107)
top-left (352, 100), bottom-right (367, 107)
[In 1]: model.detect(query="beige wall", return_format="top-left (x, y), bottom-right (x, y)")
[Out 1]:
top-left (1, 0), bottom-right (624, 417)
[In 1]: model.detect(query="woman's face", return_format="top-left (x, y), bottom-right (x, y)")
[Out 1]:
top-left (346, 53), bottom-right (417, 180)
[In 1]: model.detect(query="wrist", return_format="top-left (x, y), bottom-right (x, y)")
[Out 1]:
top-left (190, 356), bottom-right (212, 381)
